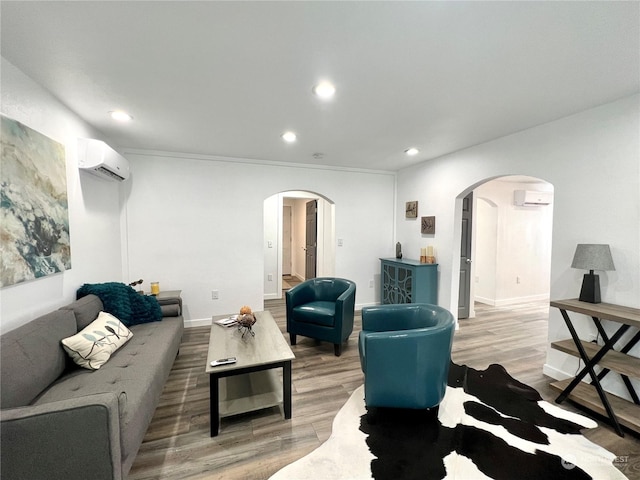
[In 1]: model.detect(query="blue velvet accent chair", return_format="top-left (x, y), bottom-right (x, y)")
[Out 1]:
top-left (286, 278), bottom-right (356, 356)
top-left (358, 303), bottom-right (455, 410)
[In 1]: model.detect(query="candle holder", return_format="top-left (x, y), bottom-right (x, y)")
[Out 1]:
top-left (421, 246), bottom-right (436, 263)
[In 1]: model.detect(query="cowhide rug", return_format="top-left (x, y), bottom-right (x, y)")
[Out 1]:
top-left (270, 363), bottom-right (627, 480)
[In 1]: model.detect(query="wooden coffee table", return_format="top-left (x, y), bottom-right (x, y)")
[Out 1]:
top-left (206, 310), bottom-right (295, 436)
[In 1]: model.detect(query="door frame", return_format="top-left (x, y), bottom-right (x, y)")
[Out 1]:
top-left (452, 175), bottom-right (553, 320)
top-left (263, 191), bottom-right (335, 300)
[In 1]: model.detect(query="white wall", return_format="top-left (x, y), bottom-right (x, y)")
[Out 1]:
top-left (473, 178), bottom-right (554, 306)
top-left (474, 197), bottom-right (498, 304)
top-left (121, 151), bottom-right (395, 325)
top-left (396, 94), bottom-right (640, 398)
top-left (263, 193), bottom-right (280, 296)
top-left (0, 57), bottom-right (125, 333)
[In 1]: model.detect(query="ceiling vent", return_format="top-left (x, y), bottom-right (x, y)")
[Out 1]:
top-left (514, 190), bottom-right (552, 206)
top-left (77, 138), bottom-right (130, 182)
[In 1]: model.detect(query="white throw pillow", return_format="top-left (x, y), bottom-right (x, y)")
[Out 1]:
top-left (61, 311), bottom-right (133, 370)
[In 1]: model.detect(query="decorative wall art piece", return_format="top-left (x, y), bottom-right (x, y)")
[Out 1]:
top-left (1, 115), bottom-right (71, 287)
top-left (405, 201), bottom-right (418, 218)
top-left (421, 216), bottom-right (436, 234)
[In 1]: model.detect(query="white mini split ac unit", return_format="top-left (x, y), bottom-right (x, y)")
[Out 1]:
top-left (77, 138), bottom-right (130, 181)
top-left (514, 190), bottom-right (553, 206)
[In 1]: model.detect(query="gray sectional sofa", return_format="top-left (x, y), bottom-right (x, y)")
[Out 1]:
top-left (0, 293), bottom-right (184, 480)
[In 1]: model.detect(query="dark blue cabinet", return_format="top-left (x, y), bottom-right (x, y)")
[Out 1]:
top-left (380, 258), bottom-right (438, 305)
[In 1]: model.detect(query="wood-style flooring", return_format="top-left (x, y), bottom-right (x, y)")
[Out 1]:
top-left (128, 297), bottom-right (640, 479)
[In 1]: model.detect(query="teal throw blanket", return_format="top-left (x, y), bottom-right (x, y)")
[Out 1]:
top-left (77, 282), bottom-right (162, 326)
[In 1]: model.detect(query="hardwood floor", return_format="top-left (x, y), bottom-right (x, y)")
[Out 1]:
top-left (128, 299), bottom-right (640, 479)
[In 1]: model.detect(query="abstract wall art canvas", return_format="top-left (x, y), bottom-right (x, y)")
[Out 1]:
top-left (1, 116), bottom-right (71, 287)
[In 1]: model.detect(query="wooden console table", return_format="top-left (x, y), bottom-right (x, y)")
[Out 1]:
top-left (549, 299), bottom-right (640, 436)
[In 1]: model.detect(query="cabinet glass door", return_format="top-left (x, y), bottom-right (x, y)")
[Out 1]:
top-left (397, 267), bottom-right (413, 303)
top-left (382, 264), bottom-right (396, 304)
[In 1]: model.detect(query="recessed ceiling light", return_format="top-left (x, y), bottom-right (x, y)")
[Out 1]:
top-left (313, 81), bottom-right (336, 99)
top-left (405, 147), bottom-right (419, 156)
top-left (109, 110), bottom-right (133, 122)
top-left (282, 131), bottom-right (297, 143)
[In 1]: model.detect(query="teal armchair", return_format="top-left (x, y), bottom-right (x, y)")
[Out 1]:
top-left (358, 303), bottom-right (455, 410)
top-left (286, 278), bottom-right (356, 356)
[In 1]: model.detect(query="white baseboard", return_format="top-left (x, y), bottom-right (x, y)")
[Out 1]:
top-left (475, 293), bottom-right (549, 307)
top-left (185, 318), bottom-right (213, 328)
top-left (542, 363), bottom-right (573, 381)
top-left (474, 296), bottom-right (496, 306)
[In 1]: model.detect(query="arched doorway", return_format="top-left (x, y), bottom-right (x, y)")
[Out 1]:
top-left (263, 191), bottom-right (335, 300)
top-left (457, 175), bottom-right (554, 319)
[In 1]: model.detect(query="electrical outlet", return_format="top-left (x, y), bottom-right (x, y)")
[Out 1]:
top-left (516, 276), bottom-right (521, 284)
top-left (369, 280), bottom-right (374, 288)
top-left (212, 290), bottom-right (219, 300)
top-left (268, 274), bottom-right (273, 281)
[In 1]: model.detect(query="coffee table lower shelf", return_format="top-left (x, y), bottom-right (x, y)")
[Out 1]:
top-left (219, 370), bottom-right (283, 417)
top-left (550, 379), bottom-right (640, 434)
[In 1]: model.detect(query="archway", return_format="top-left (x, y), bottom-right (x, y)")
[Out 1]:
top-left (263, 191), bottom-right (336, 300)
top-left (454, 175), bottom-right (554, 319)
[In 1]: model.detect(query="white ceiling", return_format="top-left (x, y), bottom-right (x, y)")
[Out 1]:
top-left (2, 1), bottom-right (638, 172)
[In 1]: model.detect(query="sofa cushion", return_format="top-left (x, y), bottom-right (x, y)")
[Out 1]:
top-left (61, 312), bottom-right (133, 370)
top-left (59, 294), bottom-right (103, 330)
top-left (0, 310), bottom-right (77, 408)
top-left (293, 301), bottom-right (336, 327)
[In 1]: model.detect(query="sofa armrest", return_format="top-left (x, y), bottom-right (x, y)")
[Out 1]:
top-left (1, 392), bottom-right (122, 480)
top-left (334, 284), bottom-right (356, 338)
top-left (158, 295), bottom-right (182, 317)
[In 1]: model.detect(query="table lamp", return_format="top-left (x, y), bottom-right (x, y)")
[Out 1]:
top-left (570, 244), bottom-right (615, 303)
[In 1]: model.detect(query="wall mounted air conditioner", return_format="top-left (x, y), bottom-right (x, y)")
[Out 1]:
top-left (514, 190), bottom-right (552, 206)
top-left (77, 138), bottom-right (130, 182)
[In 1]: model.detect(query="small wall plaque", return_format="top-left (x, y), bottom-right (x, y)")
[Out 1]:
top-left (421, 216), bottom-right (435, 234)
top-left (405, 201), bottom-right (418, 218)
